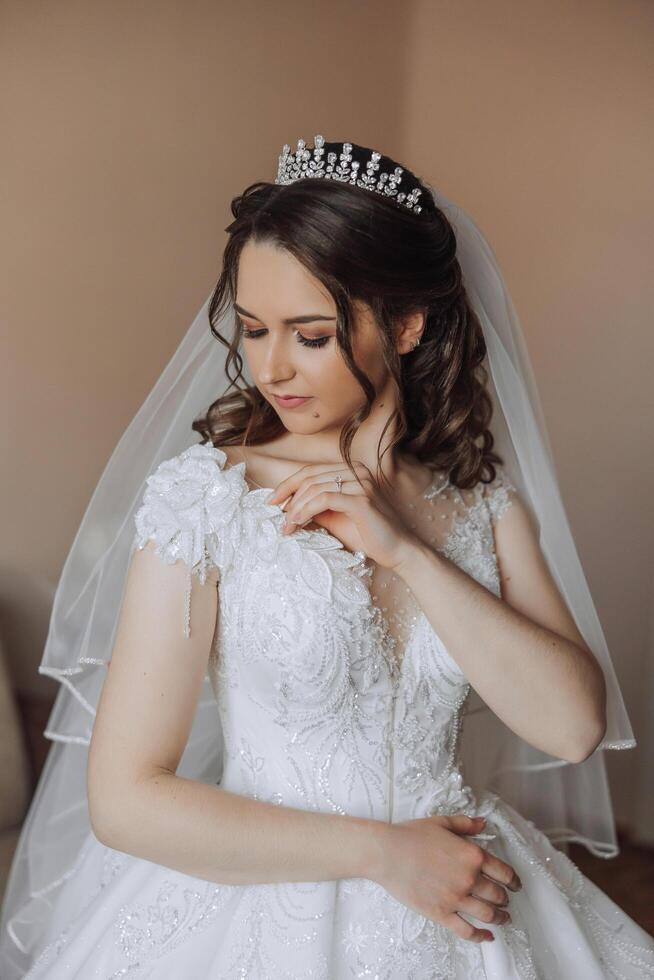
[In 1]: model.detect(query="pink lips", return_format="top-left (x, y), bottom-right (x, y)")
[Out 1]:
top-left (273, 395), bottom-right (313, 409)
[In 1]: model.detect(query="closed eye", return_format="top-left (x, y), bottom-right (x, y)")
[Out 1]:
top-left (240, 324), bottom-right (331, 349)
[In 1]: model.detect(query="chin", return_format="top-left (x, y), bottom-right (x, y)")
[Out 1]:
top-left (281, 417), bottom-right (324, 433)
top-left (279, 412), bottom-right (340, 436)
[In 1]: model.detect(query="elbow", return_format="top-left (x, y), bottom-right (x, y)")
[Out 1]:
top-left (563, 713), bottom-right (607, 764)
top-left (563, 659), bottom-right (608, 764)
top-left (88, 767), bottom-right (130, 849)
top-left (89, 810), bottom-right (114, 848)
top-left (561, 712), bottom-right (607, 763)
top-left (88, 765), bottom-right (164, 850)
top-left (88, 778), bottom-right (108, 845)
top-left (88, 791), bottom-right (121, 848)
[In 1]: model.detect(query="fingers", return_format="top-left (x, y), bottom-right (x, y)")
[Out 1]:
top-left (268, 462), bottom-right (369, 507)
top-left (445, 814), bottom-right (487, 835)
top-left (480, 853), bottom-right (522, 893)
top-left (470, 872), bottom-right (510, 909)
top-left (458, 894), bottom-right (511, 927)
top-left (281, 473), bottom-right (361, 522)
top-left (442, 912), bottom-right (494, 944)
top-left (278, 475), bottom-right (342, 515)
top-left (282, 488), bottom-right (363, 534)
top-left (437, 815), bottom-right (523, 895)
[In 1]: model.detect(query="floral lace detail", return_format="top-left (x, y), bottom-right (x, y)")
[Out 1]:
top-left (483, 463), bottom-right (518, 526)
top-left (435, 464), bottom-right (517, 601)
top-left (133, 442), bottom-right (249, 580)
top-left (212, 559), bottom-right (394, 819)
top-left (133, 441), bottom-right (374, 638)
top-left (112, 876), bottom-right (235, 976)
top-left (133, 443), bottom-right (250, 636)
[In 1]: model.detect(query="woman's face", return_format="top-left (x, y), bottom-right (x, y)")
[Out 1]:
top-left (235, 239), bottom-right (388, 435)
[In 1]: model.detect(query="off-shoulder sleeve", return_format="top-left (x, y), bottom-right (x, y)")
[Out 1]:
top-left (482, 464), bottom-right (518, 527)
top-left (133, 441), bottom-right (248, 637)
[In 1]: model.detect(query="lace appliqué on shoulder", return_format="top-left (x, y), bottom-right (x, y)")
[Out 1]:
top-left (133, 442), bottom-right (248, 637)
top-left (483, 464), bottom-right (518, 527)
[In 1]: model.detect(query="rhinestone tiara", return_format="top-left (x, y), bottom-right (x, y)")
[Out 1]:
top-left (275, 134), bottom-right (423, 214)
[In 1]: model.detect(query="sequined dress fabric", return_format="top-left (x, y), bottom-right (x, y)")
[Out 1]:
top-left (24, 443), bottom-right (654, 978)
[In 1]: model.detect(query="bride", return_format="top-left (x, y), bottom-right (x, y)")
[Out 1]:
top-left (1, 134), bottom-right (653, 978)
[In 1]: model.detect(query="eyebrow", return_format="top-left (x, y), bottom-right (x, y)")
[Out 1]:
top-left (234, 302), bottom-right (337, 326)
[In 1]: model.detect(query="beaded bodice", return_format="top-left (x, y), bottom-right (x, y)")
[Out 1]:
top-left (133, 441), bottom-right (516, 827)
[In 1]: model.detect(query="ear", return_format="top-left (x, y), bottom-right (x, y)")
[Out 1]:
top-left (395, 309), bottom-right (426, 354)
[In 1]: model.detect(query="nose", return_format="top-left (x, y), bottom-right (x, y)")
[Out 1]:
top-left (256, 332), bottom-right (295, 385)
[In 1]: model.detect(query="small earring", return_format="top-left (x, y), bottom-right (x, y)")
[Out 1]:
top-left (412, 337), bottom-right (421, 350)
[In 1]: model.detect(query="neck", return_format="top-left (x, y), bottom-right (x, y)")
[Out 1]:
top-left (281, 376), bottom-right (433, 500)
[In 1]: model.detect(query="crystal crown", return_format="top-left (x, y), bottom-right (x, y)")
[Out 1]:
top-left (275, 134), bottom-right (423, 214)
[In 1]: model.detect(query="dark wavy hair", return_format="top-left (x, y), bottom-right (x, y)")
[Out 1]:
top-left (192, 139), bottom-right (503, 493)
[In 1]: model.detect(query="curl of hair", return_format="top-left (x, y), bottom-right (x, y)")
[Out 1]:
top-left (192, 139), bottom-right (504, 493)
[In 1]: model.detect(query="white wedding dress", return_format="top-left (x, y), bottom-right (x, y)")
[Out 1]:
top-left (22, 442), bottom-right (654, 979)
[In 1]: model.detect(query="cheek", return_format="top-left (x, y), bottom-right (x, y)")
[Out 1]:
top-left (310, 348), bottom-right (366, 405)
top-left (246, 341), bottom-right (376, 412)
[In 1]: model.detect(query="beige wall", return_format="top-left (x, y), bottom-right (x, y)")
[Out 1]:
top-left (2, 1), bottom-right (652, 829)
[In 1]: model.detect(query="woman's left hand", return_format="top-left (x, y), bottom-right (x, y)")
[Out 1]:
top-left (266, 461), bottom-right (419, 573)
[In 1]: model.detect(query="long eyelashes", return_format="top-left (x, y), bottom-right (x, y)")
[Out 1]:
top-left (240, 327), bottom-right (331, 349)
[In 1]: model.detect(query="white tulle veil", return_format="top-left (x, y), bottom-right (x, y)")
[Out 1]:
top-left (0, 144), bottom-right (636, 978)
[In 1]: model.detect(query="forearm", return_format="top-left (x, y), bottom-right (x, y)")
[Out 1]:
top-left (397, 540), bottom-right (606, 762)
top-left (93, 771), bottom-right (389, 886)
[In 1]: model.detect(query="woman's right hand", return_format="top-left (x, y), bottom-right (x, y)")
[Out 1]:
top-left (371, 814), bottom-right (523, 944)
